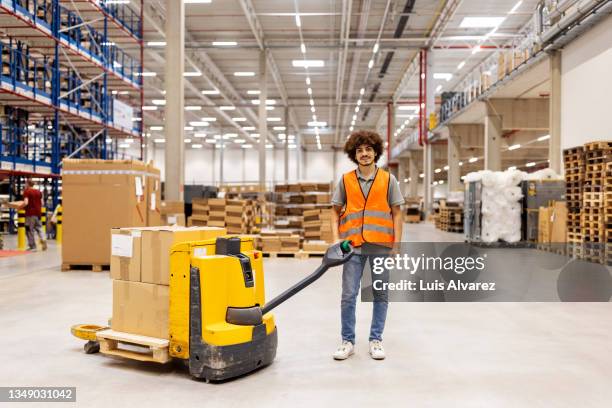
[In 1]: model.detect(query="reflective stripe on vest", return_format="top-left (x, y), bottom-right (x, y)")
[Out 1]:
top-left (338, 168), bottom-right (394, 247)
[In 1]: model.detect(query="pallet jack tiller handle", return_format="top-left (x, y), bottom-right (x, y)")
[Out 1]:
top-left (260, 240), bottom-right (354, 315)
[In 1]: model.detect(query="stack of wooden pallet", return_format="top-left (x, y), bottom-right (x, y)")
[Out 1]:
top-left (438, 207), bottom-right (464, 233)
top-left (582, 142), bottom-right (610, 263)
top-left (189, 198), bottom-right (208, 226)
top-left (606, 162), bottom-right (612, 266)
top-left (563, 146), bottom-right (584, 258)
top-left (564, 141), bottom-right (611, 263)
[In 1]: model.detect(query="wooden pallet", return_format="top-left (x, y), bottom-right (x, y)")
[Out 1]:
top-left (564, 173), bottom-right (583, 182)
top-left (584, 141), bottom-right (612, 151)
top-left (61, 263), bottom-right (109, 272)
top-left (567, 232), bottom-right (583, 243)
top-left (563, 146), bottom-right (584, 157)
top-left (262, 251), bottom-right (302, 259)
top-left (96, 329), bottom-right (170, 364)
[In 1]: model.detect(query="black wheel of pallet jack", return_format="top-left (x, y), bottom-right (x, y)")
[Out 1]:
top-left (84, 340), bottom-right (100, 354)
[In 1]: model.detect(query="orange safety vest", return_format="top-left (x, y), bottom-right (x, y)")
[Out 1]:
top-left (338, 168), bottom-right (394, 247)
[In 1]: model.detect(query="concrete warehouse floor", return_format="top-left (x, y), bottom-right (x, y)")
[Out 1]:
top-left (1, 223), bottom-right (612, 407)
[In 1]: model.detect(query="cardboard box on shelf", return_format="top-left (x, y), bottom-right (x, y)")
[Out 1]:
top-left (303, 240), bottom-right (328, 252)
top-left (112, 280), bottom-right (169, 339)
top-left (141, 226), bottom-right (226, 285)
top-left (165, 213), bottom-right (186, 226)
top-left (110, 228), bottom-right (142, 282)
top-left (62, 159), bottom-right (148, 266)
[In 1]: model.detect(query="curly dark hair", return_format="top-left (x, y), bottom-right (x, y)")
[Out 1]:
top-left (343, 130), bottom-right (384, 165)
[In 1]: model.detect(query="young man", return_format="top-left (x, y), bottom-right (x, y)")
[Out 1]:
top-left (331, 130), bottom-right (404, 361)
top-left (21, 179), bottom-right (47, 251)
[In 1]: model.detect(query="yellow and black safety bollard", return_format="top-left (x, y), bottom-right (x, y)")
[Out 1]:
top-left (17, 209), bottom-right (26, 250)
top-left (56, 205), bottom-right (62, 245)
top-left (41, 207), bottom-right (47, 237)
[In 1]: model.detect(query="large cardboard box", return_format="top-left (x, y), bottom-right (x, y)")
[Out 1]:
top-left (112, 280), bottom-right (169, 339)
top-left (146, 163), bottom-right (162, 226)
top-left (141, 226), bottom-right (226, 285)
top-left (110, 228), bottom-right (142, 282)
top-left (62, 159), bottom-right (147, 265)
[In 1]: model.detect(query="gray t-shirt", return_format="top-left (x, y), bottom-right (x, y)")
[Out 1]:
top-left (331, 168), bottom-right (405, 207)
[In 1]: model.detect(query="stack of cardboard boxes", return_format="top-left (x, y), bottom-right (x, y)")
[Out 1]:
top-left (302, 209), bottom-right (334, 249)
top-left (258, 230), bottom-right (301, 253)
top-left (62, 159), bottom-right (161, 268)
top-left (189, 198), bottom-right (208, 226)
top-left (110, 226), bottom-right (226, 339)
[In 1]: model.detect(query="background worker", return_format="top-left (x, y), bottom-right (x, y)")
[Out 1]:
top-left (21, 179), bottom-right (47, 251)
top-left (331, 130), bottom-right (404, 361)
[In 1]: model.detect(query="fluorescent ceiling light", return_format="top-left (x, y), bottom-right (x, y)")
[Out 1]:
top-left (205, 139), bottom-right (216, 144)
top-left (509, 0), bottom-right (523, 14)
top-left (224, 133), bottom-right (238, 138)
top-left (398, 105), bottom-right (419, 111)
top-left (242, 144), bottom-right (253, 149)
top-left (267, 117), bottom-right (281, 122)
top-left (288, 145), bottom-right (297, 149)
top-left (308, 121), bottom-right (327, 127)
top-left (538, 134), bottom-right (550, 141)
top-left (247, 90), bottom-right (260, 95)
top-left (147, 41), bottom-right (166, 47)
top-left (301, 43), bottom-right (306, 54)
top-left (150, 125), bottom-right (163, 131)
top-left (118, 143), bottom-right (130, 148)
top-left (250, 133), bottom-right (260, 137)
top-left (192, 144), bottom-right (203, 149)
top-left (360, 88), bottom-right (365, 95)
top-left (266, 144), bottom-right (273, 149)
top-left (469, 157), bottom-right (478, 163)
top-left (212, 41), bottom-right (237, 46)
top-left (201, 117), bottom-right (217, 121)
top-left (184, 126), bottom-right (194, 131)
top-left (185, 106), bottom-right (202, 111)
top-left (194, 133), bottom-right (207, 138)
top-left (368, 59), bottom-right (374, 69)
top-left (184, 0), bottom-right (212, 3)
top-left (273, 126), bottom-right (286, 130)
top-left (242, 126), bottom-right (256, 131)
top-left (234, 72), bottom-right (255, 77)
top-left (526, 162), bottom-right (536, 167)
top-left (349, 126), bottom-right (354, 132)
top-left (459, 161), bottom-right (464, 166)
top-left (507, 166), bottom-right (517, 171)
top-left (183, 71), bottom-right (202, 77)
top-left (292, 60), bottom-right (325, 68)
top-left (295, 14), bottom-right (301, 27)
top-left (151, 99), bottom-right (166, 105)
top-left (306, 77), bottom-right (311, 85)
top-left (133, 117), bottom-right (142, 122)
top-left (460, 17), bottom-right (505, 28)
top-left (139, 72), bottom-right (157, 77)
top-left (143, 106), bottom-right (157, 111)
top-left (201, 89), bottom-right (220, 95)
top-left (234, 139), bottom-right (246, 144)
top-left (251, 99), bottom-right (276, 105)
top-left (219, 106), bottom-right (235, 111)
top-left (443, 165), bottom-right (449, 171)
top-left (232, 117), bottom-right (247, 122)
top-left (154, 138), bottom-right (165, 143)
top-left (266, 106), bottom-right (274, 111)
top-left (433, 73), bottom-right (452, 81)
top-left (189, 121), bottom-right (210, 127)
top-left (434, 168), bottom-right (441, 174)
top-left (508, 144), bottom-right (521, 150)
top-left (373, 43), bottom-right (379, 53)
top-left (471, 45), bottom-right (482, 54)
top-left (435, 85), bottom-right (442, 93)
top-left (457, 61), bottom-right (466, 70)
top-left (184, 139), bottom-right (192, 143)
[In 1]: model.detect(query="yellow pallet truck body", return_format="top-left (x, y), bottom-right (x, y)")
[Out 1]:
top-left (72, 236), bottom-right (354, 382)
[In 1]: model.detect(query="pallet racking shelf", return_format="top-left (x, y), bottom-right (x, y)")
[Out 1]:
top-left (0, 0), bottom-right (144, 229)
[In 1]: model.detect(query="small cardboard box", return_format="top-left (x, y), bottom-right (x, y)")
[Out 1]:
top-left (110, 228), bottom-right (142, 282)
top-left (112, 280), bottom-right (169, 339)
top-left (160, 201), bottom-right (184, 215)
top-left (141, 226), bottom-right (226, 285)
top-left (146, 163), bottom-right (162, 226)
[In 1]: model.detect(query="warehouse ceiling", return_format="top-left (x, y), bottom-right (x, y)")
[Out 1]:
top-left (118, 0), bottom-right (543, 153)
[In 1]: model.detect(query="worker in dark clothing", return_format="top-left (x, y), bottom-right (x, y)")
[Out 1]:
top-left (21, 179), bottom-right (47, 251)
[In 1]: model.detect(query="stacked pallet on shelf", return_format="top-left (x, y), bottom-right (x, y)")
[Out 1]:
top-left (225, 199), bottom-right (255, 234)
top-left (404, 197), bottom-right (421, 223)
top-left (258, 230), bottom-right (301, 255)
top-left (206, 198), bottom-right (227, 228)
top-left (563, 145), bottom-right (584, 258)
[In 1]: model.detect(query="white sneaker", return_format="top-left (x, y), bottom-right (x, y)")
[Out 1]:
top-left (333, 340), bottom-right (355, 360)
top-left (369, 340), bottom-right (385, 360)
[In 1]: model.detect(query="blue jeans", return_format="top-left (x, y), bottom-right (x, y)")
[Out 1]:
top-left (341, 253), bottom-right (389, 343)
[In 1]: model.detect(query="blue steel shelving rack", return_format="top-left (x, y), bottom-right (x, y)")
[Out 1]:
top-left (0, 0), bottom-right (144, 225)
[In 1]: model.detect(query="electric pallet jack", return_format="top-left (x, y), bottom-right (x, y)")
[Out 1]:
top-left (72, 236), bottom-right (354, 382)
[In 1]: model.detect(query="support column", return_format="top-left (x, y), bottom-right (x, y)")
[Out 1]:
top-left (409, 156), bottom-right (418, 198)
top-left (164, 0), bottom-right (185, 200)
top-left (484, 107), bottom-right (502, 171)
top-left (447, 130), bottom-right (461, 191)
top-left (332, 148), bottom-right (338, 183)
top-left (258, 50), bottom-right (267, 190)
top-left (219, 142), bottom-right (224, 185)
top-left (423, 143), bottom-right (433, 214)
top-left (549, 50), bottom-right (562, 173)
top-left (284, 106), bottom-right (289, 183)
